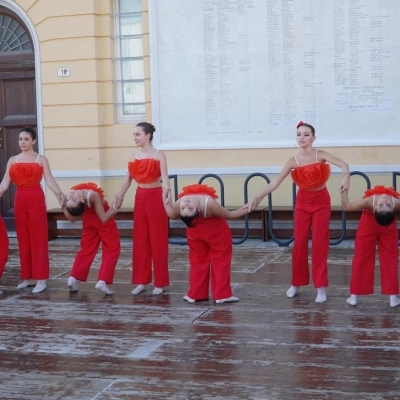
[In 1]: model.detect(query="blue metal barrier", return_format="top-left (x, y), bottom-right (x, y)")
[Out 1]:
top-left (169, 174), bottom-right (179, 201)
top-left (167, 171), bottom-right (393, 247)
top-left (392, 172), bottom-right (400, 190)
top-left (265, 182), bottom-right (296, 247)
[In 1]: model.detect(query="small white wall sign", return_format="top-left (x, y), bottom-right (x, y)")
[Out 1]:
top-left (58, 68), bottom-right (70, 77)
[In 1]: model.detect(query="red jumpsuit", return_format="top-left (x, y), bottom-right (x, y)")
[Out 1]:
top-left (128, 156), bottom-right (169, 287)
top-left (179, 184), bottom-right (233, 301)
top-left (9, 159), bottom-right (49, 280)
top-left (0, 216), bottom-right (8, 278)
top-left (69, 183), bottom-right (120, 284)
top-left (350, 186), bottom-right (400, 295)
top-left (291, 158), bottom-right (331, 288)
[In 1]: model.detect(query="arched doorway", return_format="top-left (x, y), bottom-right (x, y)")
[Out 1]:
top-left (0, 6), bottom-right (37, 230)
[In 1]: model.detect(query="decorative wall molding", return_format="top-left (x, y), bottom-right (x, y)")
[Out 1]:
top-left (52, 165), bottom-right (400, 179)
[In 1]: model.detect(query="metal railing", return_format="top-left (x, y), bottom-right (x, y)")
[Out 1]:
top-left (167, 172), bottom-right (397, 247)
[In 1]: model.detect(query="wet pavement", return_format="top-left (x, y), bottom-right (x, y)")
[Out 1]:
top-left (0, 237), bottom-right (399, 400)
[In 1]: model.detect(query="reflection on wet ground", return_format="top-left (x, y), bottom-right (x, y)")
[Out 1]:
top-left (0, 238), bottom-right (399, 399)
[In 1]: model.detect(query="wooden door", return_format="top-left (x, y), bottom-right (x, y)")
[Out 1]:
top-left (0, 8), bottom-right (36, 230)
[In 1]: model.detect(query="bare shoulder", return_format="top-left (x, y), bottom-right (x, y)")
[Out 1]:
top-left (90, 190), bottom-right (102, 202)
top-left (154, 149), bottom-right (166, 160)
top-left (8, 156), bottom-right (17, 165)
top-left (37, 154), bottom-right (49, 166)
top-left (315, 149), bottom-right (329, 160)
top-left (281, 156), bottom-right (297, 172)
top-left (128, 152), bottom-right (137, 162)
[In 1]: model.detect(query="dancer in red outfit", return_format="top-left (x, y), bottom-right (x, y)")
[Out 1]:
top-left (0, 127), bottom-right (64, 293)
top-left (246, 121), bottom-right (350, 303)
top-left (0, 215), bottom-right (9, 294)
top-left (63, 182), bottom-right (120, 295)
top-left (163, 184), bottom-right (249, 303)
top-left (341, 186), bottom-right (400, 308)
top-left (113, 122), bottom-right (170, 295)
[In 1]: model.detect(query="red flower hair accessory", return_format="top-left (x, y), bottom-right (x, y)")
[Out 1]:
top-left (178, 184), bottom-right (218, 199)
top-left (363, 185), bottom-right (400, 199)
top-left (71, 182), bottom-right (105, 199)
top-left (297, 121), bottom-right (306, 129)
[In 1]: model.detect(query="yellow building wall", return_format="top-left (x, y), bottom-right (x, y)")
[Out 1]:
top-left (13, 0), bottom-right (400, 210)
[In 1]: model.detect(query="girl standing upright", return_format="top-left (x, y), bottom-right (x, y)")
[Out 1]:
top-left (114, 122), bottom-right (170, 295)
top-left (0, 127), bottom-right (64, 293)
top-left (247, 121), bottom-right (350, 303)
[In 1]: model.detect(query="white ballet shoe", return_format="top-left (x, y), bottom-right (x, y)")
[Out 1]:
top-left (286, 285), bottom-right (299, 298)
top-left (346, 294), bottom-right (357, 306)
top-left (131, 284), bottom-right (145, 295)
top-left (215, 296), bottom-right (239, 304)
top-left (315, 287), bottom-right (327, 303)
top-left (17, 280), bottom-right (36, 289)
top-left (95, 280), bottom-right (114, 295)
top-left (152, 287), bottom-right (164, 295)
top-left (32, 280), bottom-right (47, 294)
top-left (183, 295), bottom-right (196, 303)
top-left (67, 277), bottom-right (79, 292)
top-left (389, 295), bottom-right (400, 308)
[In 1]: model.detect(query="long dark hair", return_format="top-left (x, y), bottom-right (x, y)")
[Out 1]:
top-left (180, 210), bottom-right (200, 228)
top-left (374, 211), bottom-right (395, 226)
top-left (66, 203), bottom-right (84, 217)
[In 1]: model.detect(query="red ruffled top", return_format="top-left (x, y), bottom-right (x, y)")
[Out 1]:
top-left (10, 163), bottom-right (43, 187)
top-left (363, 185), bottom-right (400, 199)
top-left (128, 159), bottom-right (161, 184)
top-left (291, 163), bottom-right (331, 190)
top-left (71, 182), bottom-right (105, 199)
top-left (178, 184), bottom-right (218, 199)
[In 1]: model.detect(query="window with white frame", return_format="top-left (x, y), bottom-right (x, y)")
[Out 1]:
top-left (114, 0), bottom-right (145, 121)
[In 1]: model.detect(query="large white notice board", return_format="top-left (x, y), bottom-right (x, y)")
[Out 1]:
top-left (149, 0), bottom-right (400, 149)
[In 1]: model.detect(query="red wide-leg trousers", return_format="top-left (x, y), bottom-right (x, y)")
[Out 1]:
top-left (132, 187), bottom-right (169, 287)
top-left (186, 216), bottom-right (233, 301)
top-left (292, 187), bottom-right (331, 288)
top-left (0, 215), bottom-right (9, 278)
top-left (71, 204), bottom-right (120, 284)
top-left (14, 186), bottom-right (49, 280)
top-left (350, 210), bottom-right (399, 295)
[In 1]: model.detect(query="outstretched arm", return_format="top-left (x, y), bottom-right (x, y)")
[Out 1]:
top-left (0, 157), bottom-right (14, 197)
top-left (340, 190), bottom-right (371, 212)
top-left (40, 155), bottom-right (65, 207)
top-left (246, 157), bottom-right (295, 211)
top-left (206, 198), bottom-right (249, 219)
top-left (319, 150), bottom-right (350, 192)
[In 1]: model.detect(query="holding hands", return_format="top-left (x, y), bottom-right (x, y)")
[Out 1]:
top-left (340, 172), bottom-right (350, 193)
top-left (112, 195), bottom-right (124, 210)
top-left (162, 187), bottom-right (172, 205)
top-left (246, 196), bottom-right (263, 212)
top-left (58, 192), bottom-right (66, 208)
